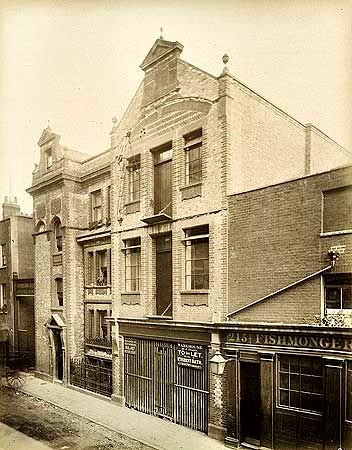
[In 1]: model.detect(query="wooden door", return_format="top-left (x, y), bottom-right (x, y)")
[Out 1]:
top-left (53, 329), bottom-right (63, 381)
top-left (156, 234), bottom-right (172, 316)
top-left (16, 296), bottom-right (35, 366)
top-left (241, 362), bottom-right (261, 446)
top-left (124, 338), bottom-right (209, 432)
top-left (154, 157), bottom-right (172, 216)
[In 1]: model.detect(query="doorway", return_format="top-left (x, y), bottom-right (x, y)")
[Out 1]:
top-left (240, 361), bottom-right (261, 446)
top-left (155, 234), bottom-right (172, 316)
top-left (15, 296), bottom-right (35, 367)
top-left (53, 329), bottom-right (63, 381)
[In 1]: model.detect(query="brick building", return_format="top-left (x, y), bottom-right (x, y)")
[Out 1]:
top-left (221, 165), bottom-right (352, 449)
top-left (28, 36), bottom-right (352, 448)
top-left (0, 196), bottom-right (34, 369)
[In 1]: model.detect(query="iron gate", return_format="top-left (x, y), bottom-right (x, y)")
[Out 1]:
top-left (124, 338), bottom-right (208, 432)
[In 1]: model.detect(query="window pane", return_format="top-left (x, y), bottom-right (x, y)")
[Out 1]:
top-left (280, 390), bottom-right (289, 406)
top-left (291, 374), bottom-right (300, 391)
top-left (290, 391), bottom-right (300, 408)
top-left (301, 375), bottom-right (311, 392)
top-left (280, 373), bottom-right (289, 389)
top-left (290, 358), bottom-right (300, 374)
top-left (189, 172), bottom-right (201, 184)
top-left (342, 287), bottom-right (352, 309)
top-left (326, 287), bottom-right (341, 309)
top-left (280, 357), bottom-right (289, 372)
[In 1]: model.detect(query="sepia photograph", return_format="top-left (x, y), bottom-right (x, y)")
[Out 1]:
top-left (0, 1), bottom-right (351, 449)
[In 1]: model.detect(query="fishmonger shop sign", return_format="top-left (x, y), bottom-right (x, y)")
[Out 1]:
top-left (227, 332), bottom-right (352, 352)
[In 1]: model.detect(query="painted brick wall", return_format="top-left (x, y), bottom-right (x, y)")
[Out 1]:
top-left (228, 165), bottom-right (352, 324)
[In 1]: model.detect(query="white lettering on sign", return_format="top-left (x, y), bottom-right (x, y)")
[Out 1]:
top-left (177, 343), bottom-right (205, 370)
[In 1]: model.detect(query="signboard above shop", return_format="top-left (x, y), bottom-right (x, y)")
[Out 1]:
top-left (227, 331), bottom-right (352, 352)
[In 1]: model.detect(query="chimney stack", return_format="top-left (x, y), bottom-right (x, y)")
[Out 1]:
top-left (2, 195), bottom-right (21, 219)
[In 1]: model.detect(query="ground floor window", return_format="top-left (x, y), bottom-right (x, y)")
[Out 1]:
top-left (278, 355), bottom-right (323, 413)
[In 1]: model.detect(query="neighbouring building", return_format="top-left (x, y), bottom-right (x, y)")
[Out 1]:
top-left (221, 164), bottom-right (352, 449)
top-left (0, 196), bottom-right (35, 369)
top-left (28, 35), bottom-right (352, 449)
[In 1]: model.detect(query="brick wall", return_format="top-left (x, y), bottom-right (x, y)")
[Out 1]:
top-left (34, 231), bottom-right (51, 375)
top-left (16, 216), bottom-right (34, 279)
top-left (228, 165), bottom-right (352, 324)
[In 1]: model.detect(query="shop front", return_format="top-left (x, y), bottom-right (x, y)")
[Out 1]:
top-left (220, 325), bottom-right (352, 450)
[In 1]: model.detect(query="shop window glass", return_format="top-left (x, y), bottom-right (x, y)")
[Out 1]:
top-left (278, 355), bottom-right (323, 413)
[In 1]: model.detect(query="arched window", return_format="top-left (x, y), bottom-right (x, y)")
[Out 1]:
top-left (35, 220), bottom-right (45, 233)
top-left (53, 218), bottom-right (62, 252)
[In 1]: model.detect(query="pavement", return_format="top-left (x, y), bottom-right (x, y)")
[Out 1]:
top-left (19, 374), bottom-right (227, 450)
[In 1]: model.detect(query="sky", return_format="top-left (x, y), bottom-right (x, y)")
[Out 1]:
top-left (0, 0), bottom-right (351, 214)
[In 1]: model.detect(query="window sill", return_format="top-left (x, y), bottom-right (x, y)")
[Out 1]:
top-left (320, 229), bottom-right (352, 237)
top-left (124, 200), bottom-right (140, 207)
top-left (51, 307), bottom-right (64, 312)
top-left (179, 182), bottom-right (202, 191)
top-left (325, 309), bottom-right (352, 314)
top-left (180, 291), bottom-right (208, 307)
top-left (0, 266), bottom-right (6, 269)
top-left (121, 292), bottom-right (140, 305)
top-left (180, 290), bottom-right (209, 295)
top-left (180, 183), bottom-right (202, 200)
top-left (121, 291), bottom-right (141, 295)
top-left (147, 315), bottom-right (173, 320)
top-left (125, 201), bottom-right (140, 214)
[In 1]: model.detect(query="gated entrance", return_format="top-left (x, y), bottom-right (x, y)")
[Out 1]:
top-left (124, 337), bottom-right (208, 432)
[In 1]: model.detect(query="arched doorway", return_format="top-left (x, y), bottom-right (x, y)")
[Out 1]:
top-left (47, 314), bottom-right (66, 383)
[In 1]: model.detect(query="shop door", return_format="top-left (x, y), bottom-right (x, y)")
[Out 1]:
top-left (240, 362), bottom-right (261, 446)
top-left (156, 234), bottom-right (172, 317)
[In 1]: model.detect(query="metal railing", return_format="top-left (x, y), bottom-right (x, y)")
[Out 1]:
top-left (70, 357), bottom-right (112, 397)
